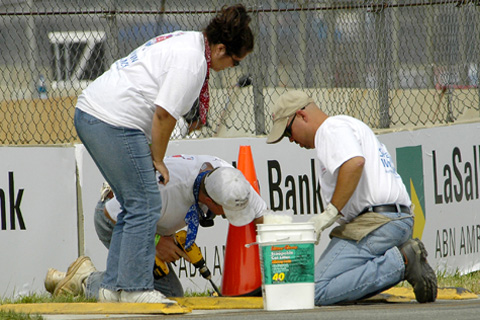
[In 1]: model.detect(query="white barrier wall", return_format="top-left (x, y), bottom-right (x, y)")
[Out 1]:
top-left (0, 146), bottom-right (78, 298)
top-left (1, 121), bottom-right (480, 297)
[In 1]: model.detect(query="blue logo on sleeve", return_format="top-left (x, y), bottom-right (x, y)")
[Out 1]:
top-left (379, 144), bottom-right (400, 177)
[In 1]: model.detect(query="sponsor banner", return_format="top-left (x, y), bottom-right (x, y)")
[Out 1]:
top-left (3, 121), bottom-right (479, 298)
top-left (380, 124), bottom-right (480, 274)
top-left (0, 147), bottom-right (77, 297)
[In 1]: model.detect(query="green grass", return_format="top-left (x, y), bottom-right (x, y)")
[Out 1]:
top-left (439, 270), bottom-right (480, 293)
top-left (396, 270), bottom-right (480, 294)
top-left (0, 293), bottom-right (96, 320)
top-left (184, 289), bottom-right (218, 297)
top-left (0, 311), bottom-right (43, 320)
top-left (1, 292), bottom-right (96, 305)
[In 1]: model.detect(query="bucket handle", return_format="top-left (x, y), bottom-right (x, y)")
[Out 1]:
top-left (244, 242), bottom-right (259, 248)
top-left (244, 236), bottom-right (291, 248)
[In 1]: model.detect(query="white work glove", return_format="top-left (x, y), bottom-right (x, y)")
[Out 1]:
top-left (309, 203), bottom-right (341, 245)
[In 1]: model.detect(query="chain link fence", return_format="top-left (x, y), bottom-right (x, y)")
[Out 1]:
top-left (1, 0), bottom-right (479, 145)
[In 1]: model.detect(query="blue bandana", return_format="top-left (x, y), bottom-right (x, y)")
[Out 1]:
top-left (184, 170), bottom-right (210, 249)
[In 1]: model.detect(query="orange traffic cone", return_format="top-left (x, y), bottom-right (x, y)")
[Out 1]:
top-left (221, 145), bottom-right (262, 296)
top-left (237, 145), bottom-right (260, 194)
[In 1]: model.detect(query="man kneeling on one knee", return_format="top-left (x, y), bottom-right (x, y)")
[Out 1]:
top-left (266, 90), bottom-right (437, 305)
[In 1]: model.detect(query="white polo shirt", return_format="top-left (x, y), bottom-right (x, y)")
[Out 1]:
top-left (76, 31), bottom-right (207, 142)
top-left (105, 155), bottom-right (267, 235)
top-left (314, 115), bottom-right (411, 222)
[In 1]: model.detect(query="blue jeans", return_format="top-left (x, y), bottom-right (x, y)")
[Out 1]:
top-left (86, 200), bottom-right (184, 298)
top-left (314, 211), bottom-right (413, 305)
top-left (93, 199), bottom-right (115, 249)
top-left (74, 108), bottom-right (161, 292)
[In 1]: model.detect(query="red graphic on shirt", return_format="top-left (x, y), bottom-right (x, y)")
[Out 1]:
top-left (199, 37), bottom-right (211, 125)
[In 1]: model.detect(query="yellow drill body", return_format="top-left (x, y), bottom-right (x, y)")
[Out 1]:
top-left (153, 230), bottom-right (221, 296)
top-left (153, 230), bottom-right (210, 280)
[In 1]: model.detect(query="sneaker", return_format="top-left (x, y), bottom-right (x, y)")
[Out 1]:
top-left (98, 287), bottom-right (121, 302)
top-left (53, 256), bottom-right (97, 297)
top-left (44, 268), bottom-right (66, 294)
top-left (399, 238), bottom-right (437, 303)
top-left (120, 290), bottom-right (177, 304)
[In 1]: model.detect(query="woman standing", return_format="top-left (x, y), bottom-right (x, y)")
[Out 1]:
top-left (74, 4), bottom-right (254, 303)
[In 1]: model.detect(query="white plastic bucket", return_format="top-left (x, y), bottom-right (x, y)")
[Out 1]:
top-left (256, 222), bottom-right (315, 311)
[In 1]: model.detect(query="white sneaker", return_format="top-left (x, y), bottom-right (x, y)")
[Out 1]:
top-left (98, 287), bottom-right (121, 302)
top-left (120, 290), bottom-right (177, 304)
top-left (44, 268), bottom-right (67, 294)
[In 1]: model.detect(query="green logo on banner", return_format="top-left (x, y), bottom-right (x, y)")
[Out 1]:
top-left (396, 145), bottom-right (426, 239)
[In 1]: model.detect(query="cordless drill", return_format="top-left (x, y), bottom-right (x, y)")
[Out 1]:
top-left (153, 230), bottom-right (221, 296)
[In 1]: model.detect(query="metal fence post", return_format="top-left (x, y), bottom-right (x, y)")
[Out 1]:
top-left (104, 0), bottom-right (119, 67)
top-left (476, 5), bottom-right (480, 116)
top-left (252, 6), bottom-right (266, 135)
top-left (359, 11), bottom-right (367, 89)
top-left (267, 0), bottom-right (279, 87)
top-left (298, 8), bottom-right (307, 87)
top-left (326, 7), bottom-right (336, 87)
top-left (76, 164), bottom-right (85, 257)
top-left (426, 5), bottom-right (435, 89)
top-left (445, 11), bottom-right (456, 123)
top-left (459, 7), bottom-right (468, 86)
top-left (155, 0), bottom-right (166, 38)
top-left (26, 0), bottom-right (38, 98)
top-left (373, 6), bottom-right (390, 128)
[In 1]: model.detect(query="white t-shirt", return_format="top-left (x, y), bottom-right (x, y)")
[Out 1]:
top-left (314, 115), bottom-right (411, 222)
top-left (76, 31), bottom-right (207, 142)
top-left (105, 155), bottom-right (267, 236)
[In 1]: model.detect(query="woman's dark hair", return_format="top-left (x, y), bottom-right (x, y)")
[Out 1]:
top-left (204, 4), bottom-right (254, 58)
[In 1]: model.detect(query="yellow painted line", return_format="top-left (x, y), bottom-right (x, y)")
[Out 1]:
top-left (0, 302), bottom-right (191, 315)
top-left (171, 297), bottom-right (263, 309)
top-left (383, 287), bottom-right (479, 300)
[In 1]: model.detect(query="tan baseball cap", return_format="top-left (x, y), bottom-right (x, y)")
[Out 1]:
top-left (267, 90), bottom-right (314, 144)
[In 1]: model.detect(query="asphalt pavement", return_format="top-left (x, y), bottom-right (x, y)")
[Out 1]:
top-left (39, 298), bottom-right (480, 320)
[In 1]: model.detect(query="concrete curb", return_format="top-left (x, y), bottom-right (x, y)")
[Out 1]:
top-left (0, 288), bottom-right (477, 315)
top-left (0, 302), bottom-right (191, 315)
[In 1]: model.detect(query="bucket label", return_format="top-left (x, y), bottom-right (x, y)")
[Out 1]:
top-left (261, 243), bottom-right (314, 285)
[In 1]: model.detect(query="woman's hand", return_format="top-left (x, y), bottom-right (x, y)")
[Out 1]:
top-left (153, 159), bottom-right (169, 185)
top-left (151, 106), bottom-right (177, 185)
